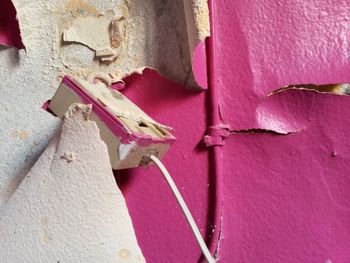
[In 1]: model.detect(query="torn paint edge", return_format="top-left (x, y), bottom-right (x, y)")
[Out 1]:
top-left (192, 39), bottom-right (208, 89)
top-left (269, 83), bottom-right (350, 96)
top-left (183, 0), bottom-right (210, 90)
top-left (60, 3), bottom-right (210, 90)
top-left (0, 0), bottom-right (24, 49)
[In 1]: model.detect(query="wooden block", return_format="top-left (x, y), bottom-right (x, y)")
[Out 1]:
top-left (48, 76), bottom-right (175, 170)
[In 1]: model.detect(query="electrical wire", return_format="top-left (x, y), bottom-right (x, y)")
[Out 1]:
top-left (207, 0), bottom-right (224, 257)
top-left (149, 155), bottom-right (215, 263)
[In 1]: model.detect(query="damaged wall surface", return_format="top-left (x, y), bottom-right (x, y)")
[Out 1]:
top-left (0, 0), bottom-right (209, 207)
top-left (116, 1), bottom-right (350, 262)
top-left (2, 0), bottom-right (350, 262)
top-left (0, 0), bottom-right (211, 262)
top-left (0, 105), bottom-right (145, 262)
top-left (211, 1), bottom-right (350, 262)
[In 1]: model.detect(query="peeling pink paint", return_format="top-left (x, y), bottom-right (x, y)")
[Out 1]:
top-left (217, 0), bottom-right (350, 131)
top-left (1, 0), bottom-right (349, 262)
top-left (255, 89), bottom-right (314, 134)
top-left (0, 0), bottom-right (24, 49)
top-left (119, 1), bottom-right (350, 263)
top-left (215, 1), bottom-right (350, 262)
top-left (117, 69), bottom-right (211, 262)
top-left (193, 40), bottom-right (208, 89)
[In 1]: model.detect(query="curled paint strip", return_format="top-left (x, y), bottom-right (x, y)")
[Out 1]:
top-left (204, 124), bottom-right (231, 147)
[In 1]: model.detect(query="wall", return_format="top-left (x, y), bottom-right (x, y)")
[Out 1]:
top-left (1, 1), bottom-right (350, 262)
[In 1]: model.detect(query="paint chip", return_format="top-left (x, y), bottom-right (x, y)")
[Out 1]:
top-left (118, 248), bottom-right (131, 260)
top-left (63, 10), bottom-right (124, 62)
top-left (10, 130), bottom-right (29, 140)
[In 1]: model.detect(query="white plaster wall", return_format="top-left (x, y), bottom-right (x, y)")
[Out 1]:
top-left (0, 105), bottom-right (145, 262)
top-left (0, 0), bottom-right (122, 207)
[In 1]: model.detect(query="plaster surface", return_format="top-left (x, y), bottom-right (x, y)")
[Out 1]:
top-left (0, 105), bottom-right (144, 262)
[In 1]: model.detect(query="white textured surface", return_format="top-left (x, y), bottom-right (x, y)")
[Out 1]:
top-left (0, 0), bottom-right (121, 207)
top-left (0, 105), bottom-right (145, 262)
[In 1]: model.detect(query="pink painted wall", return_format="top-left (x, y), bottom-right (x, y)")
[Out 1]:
top-left (120, 1), bottom-right (350, 262)
top-left (2, 0), bottom-right (350, 262)
top-left (117, 69), bottom-right (212, 262)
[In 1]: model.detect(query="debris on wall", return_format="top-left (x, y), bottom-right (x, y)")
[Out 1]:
top-left (46, 76), bottom-right (175, 169)
top-left (63, 10), bottom-right (124, 62)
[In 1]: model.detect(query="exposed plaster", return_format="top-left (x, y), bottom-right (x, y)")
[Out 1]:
top-left (58, 0), bottom-right (209, 86)
top-left (0, 0), bottom-right (209, 207)
top-left (63, 10), bottom-right (123, 62)
top-left (0, 104), bottom-right (145, 262)
top-left (183, 0), bottom-right (210, 55)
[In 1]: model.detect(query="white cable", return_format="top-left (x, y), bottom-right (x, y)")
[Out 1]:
top-left (149, 155), bottom-right (216, 263)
